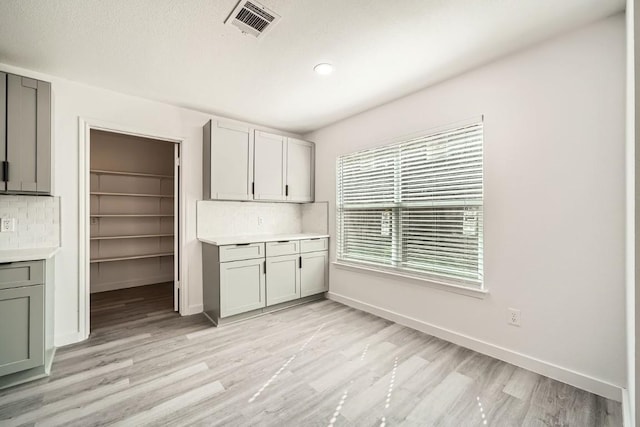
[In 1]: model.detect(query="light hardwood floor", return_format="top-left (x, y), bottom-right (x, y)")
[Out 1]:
top-left (0, 283), bottom-right (622, 426)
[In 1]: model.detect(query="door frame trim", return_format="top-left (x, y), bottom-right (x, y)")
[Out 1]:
top-left (78, 117), bottom-right (186, 341)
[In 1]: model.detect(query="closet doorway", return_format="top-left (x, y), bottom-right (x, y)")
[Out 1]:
top-left (84, 128), bottom-right (181, 334)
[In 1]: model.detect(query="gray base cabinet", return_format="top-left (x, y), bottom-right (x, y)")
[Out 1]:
top-left (203, 237), bottom-right (328, 325)
top-left (0, 259), bottom-right (55, 389)
top-left (0, 285), bottom-right (44, 376)
top-left (266, 254), bottom-right (300, 306)
top-left (220, 258), bottom-right (266, 317)
top-left (301, 251), bottom-right (329, 297)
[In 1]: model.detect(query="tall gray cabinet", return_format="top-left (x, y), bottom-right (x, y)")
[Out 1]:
top-left (0, 71), bottom-right (52, 194)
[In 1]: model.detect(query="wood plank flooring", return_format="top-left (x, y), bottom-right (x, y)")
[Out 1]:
top-left (0, 283), bottom-right (622, 426)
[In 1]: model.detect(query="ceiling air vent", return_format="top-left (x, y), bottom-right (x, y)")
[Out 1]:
top-left (225, 0), bottom-right (280, 38)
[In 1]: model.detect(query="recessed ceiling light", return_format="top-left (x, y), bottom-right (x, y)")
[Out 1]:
top-left (314, 63), bottom-right (334, 75)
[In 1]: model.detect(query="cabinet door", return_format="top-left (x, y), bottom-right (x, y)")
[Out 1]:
top-left (266, 254), bottom-right (300, 306)
top-left (0, 285), bottom-right (44, 376)
top-left (0, 72), bottom-right (6, 192)
top-left (286, 138), bottom-right (314, 202)
top-left (6, 75), bottom-right (51, 194)
top-left (204, 120), bottom-right (253, 200)
top-left (300, 251), bottom-right (328, 297)
top-left (254, 131), bottom-right (286, 201)
top-left (220, 258), bottom-right (266, 317)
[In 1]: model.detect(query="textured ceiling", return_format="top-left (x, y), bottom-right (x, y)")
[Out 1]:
top-left (0, 0), bottom-right (625, 133)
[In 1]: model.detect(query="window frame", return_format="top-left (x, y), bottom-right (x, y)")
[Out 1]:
top-left (335, 118), bottom-right (485, 291)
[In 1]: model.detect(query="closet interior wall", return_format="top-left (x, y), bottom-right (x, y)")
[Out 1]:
top-left (89, 130), bottom-right (175, 294)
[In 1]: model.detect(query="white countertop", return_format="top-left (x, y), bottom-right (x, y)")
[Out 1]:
top-left (0, 247), bottom-right (60, 263)
top-left (199, 233), bottom-right (329, 246)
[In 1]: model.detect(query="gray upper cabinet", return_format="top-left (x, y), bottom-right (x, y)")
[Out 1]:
top-left (202, 120), bottom-right (314, 203)
top-left (3, 73), bottom-right (52, 194)
top-left (0, 259), bottom-right (55, 389)
top-left (203, 120), bottom-right (253, 200)
top-left (286, 138), bottom-right (314, 202)
top-left (0, 73), bottom-right (6, 189)
top-left (254, 131), bottom-right (286, 201)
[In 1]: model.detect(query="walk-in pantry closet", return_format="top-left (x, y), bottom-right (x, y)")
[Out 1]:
top-left (89, 130), bottom-right (177, 329)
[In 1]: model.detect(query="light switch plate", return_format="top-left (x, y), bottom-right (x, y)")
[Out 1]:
top-left (0, 218), bottom-right (16, 232)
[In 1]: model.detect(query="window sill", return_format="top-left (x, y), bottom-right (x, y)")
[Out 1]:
top-left (332, 261), bottom-right (489, 300)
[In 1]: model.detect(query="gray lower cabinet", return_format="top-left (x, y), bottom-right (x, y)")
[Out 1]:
top-left (0, 259), bottom-right (54, 389)
top-left (300, 251), bottom-right (329, 297)
top-left (0, 71), bottom-right (52, 194)
top-left (0, 285), bottom-right (44, 376)
top-left (202, 238), bottom-right (328, 325)
top-left (266, 254), bottom-right (300, 306)
top-left (219, 258), bottom-right (266, 318)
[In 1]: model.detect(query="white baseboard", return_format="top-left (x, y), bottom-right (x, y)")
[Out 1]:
top-left (54, 331), bottom-right (84, 347)
top-left (90, 275), bottom-right (174, 293)
top-left (184, 304), bottom-right (203, 316)
top-left (328, 291), bottom-right (623, 402)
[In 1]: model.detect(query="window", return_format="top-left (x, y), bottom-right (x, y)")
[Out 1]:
top-left (336, 121), bottom-right (483, 288)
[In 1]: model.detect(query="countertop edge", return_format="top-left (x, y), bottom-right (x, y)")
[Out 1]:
top-left (0, 247), bottom-right (61, 263)
top-left (198, 233), bottom-right (329, 246)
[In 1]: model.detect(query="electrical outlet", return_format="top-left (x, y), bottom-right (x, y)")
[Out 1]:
top-left (258, 216), bottom-right (264, 226)
top-left (508, 308), bottom-right (521, 327)
top-left (0, 218), bottom-right (16, 232)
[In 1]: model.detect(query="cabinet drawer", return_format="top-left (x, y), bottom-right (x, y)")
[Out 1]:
top-left (219, 243), bottom-right (265, 262)
top-left (266, 240), bottom-right (299, 257)
top-left (0, 261), bottom-right (45, 290)
top-left (300, 238), bottom-right (328, 253)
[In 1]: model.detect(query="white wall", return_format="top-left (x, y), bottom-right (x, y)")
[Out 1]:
top-left (0, 61), bottom-right (301, 347)
top-left (306, 15), bottom-right (626, 399)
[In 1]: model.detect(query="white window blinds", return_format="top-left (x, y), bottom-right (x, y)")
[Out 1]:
top-left (336, 121), bottom-right (483, 288)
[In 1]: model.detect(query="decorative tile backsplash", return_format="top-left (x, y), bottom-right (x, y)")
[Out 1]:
top-left (197, 201), bottom-right (328, 238)
top-left (0, 195), bottom-right (61, 249)
top-left (302, 202), bottom-right (329, 234)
